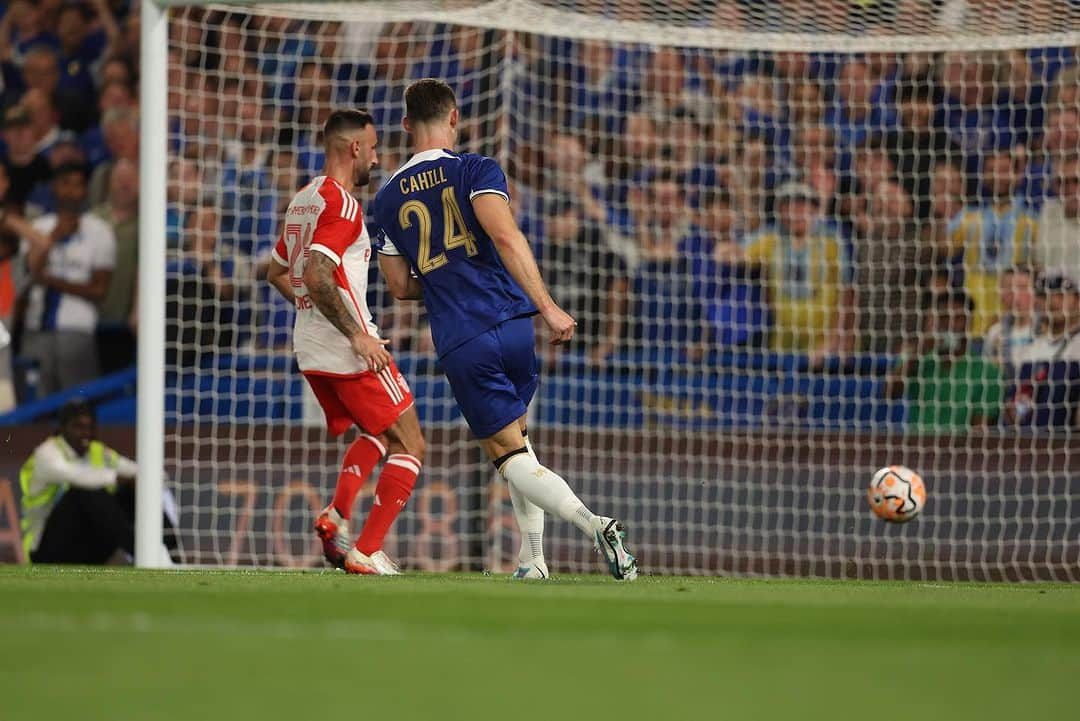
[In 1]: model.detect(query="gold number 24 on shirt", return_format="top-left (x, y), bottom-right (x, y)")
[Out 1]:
top-left (399, 187), bottom-right (478, 274)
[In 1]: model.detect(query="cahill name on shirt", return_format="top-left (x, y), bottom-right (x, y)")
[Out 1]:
top-left (398, 166), bottom-right (448, 195)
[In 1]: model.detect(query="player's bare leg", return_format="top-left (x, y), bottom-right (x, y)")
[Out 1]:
top-left (481, 418), bottom-right (637, 581)
top-left (315, 433), bottom-right (387, 569)
top-left (345, 406), bottom-right (425, 575)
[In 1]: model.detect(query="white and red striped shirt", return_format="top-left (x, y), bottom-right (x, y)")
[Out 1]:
top-left (271, 176), bottom-right (380, 375)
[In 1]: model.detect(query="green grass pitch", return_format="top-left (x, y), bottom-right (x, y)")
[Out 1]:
top-left (1, 566), bottom-right (1077, 721)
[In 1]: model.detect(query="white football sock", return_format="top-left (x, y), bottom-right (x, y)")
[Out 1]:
top-left (510, 432), bottom-right (545, 564)
top-left (498, 453), bottom-right (596, 537)
top-left (508, 482), bottom-right (545, 564)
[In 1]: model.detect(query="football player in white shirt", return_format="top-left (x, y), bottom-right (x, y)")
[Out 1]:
top-left (266, 109), bottom-right (425, 575)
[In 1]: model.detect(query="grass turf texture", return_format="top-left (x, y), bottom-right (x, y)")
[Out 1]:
top-left (0, 567), bottom-right (1076, 721)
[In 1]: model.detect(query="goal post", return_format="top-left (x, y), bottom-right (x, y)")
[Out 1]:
top-left (135, 0), bottom-right (169, 568)
top-left (141, 0), bottom-right (1080, 578)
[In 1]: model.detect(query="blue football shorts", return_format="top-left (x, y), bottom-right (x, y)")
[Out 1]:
top-left (440, 315), bottom-right (539, 439)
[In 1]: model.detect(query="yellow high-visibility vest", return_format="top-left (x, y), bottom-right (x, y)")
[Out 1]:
top-left (20, 438), bottom-right (118, 562)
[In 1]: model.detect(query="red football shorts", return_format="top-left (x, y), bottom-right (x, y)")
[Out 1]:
top-left (303, 359), bottom-right (414, 437)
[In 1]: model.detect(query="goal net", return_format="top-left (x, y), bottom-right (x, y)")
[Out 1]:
top-left (161, 0), bottom-right (1080, 579)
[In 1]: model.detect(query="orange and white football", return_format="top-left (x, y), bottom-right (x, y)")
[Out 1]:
top-left (868, 465), bottom-right (926, 522)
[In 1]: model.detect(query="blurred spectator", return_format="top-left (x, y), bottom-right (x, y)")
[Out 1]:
top-left (694, 185), bottom-right (769, 347)
top-left (1036, 154), bottom-right (1080, 281)
top-left (170, 7), bottom-right (208, 70)
top-left (20, 163), bottom-right (115, 395)
top-left (0, 167), bottom-right (35, 410)
top-left (24, 139), bottom-right (88, 217)
top-left (1006, 271), bottom-right (1080, 428)
top-left (936, 51), bottom-right (1030, 189)
top-left (80, 79), bottom-right (136, 168)
top-left (738, 72), bottom-right (785, 154)
top-left (166, 47), bottom-right (186, 115)
top-left (1049, 64), bottom-right (1080, 111)
top-left (538, 195), bottom-right (628, 365)
top-left (886, 289), bottom-right (1002, 432)
top-left (855, 180), bottom-right (919, 354)
top-left (54, 0), bottom-right (120, 133)
top-left (786, 81), bottom-right (826, 126)
top-left (728, 128), bottom-right (776, 234)
top-left (826, 57), bottom-right (898, 182)
top-left (166, 205), bottom-right (251, 368)
top-left (948, 143), bottom-right (1038, 337)
top-left (545, 133), bottom-right (607, 227)
top-left (288, 62), bottom-right (334, 175)
top-left (841, 132), bottom-right (899, 236)
top-left (1, 105), bottom-right (51, 210)
top-left (1044, 106), bottom-right (1080, 165)
top-left (663, 106), bottom-right (707, 175)
top-left (0, 3), bottom-right (57, 84)
top-left (178, 77), bottom-right (223, 182)
top-left (251, 149), bottom-right (301, 352)
top-left (1035, 104), bottom-right (1080, 207)
top-left (100, 56), bottom-right (134, 89)
top-left (639, 48), bottom-right (712, 127)
top-left (697, 184), bottom-right (742, 261)
top-left (566, 38), bottom-right (639, 139)
top-left (891, 79), bottom-right (948, 220)
top-left (21, 87), bottom-right (65, 158)
top-left (791, 124), bottom-right (837, 212)
top-left (286, 61), bottom-right (334, 132)
top-left (626, 171), bottom-right (707, 358)
top-left (17, 46), bottom-right (61, 100)
top-left (221, 100), bottom-right (278, 257)
top-left (363, 22), bottom-right (415, 134)
top-left (925, 161), bottom-right (966, 269)
top-left (444, 27), bottom-right (502, 154)
top-left (743, 181), bottom-right (854, 360)
top-left (598, 112), bottom-right (661, 242)
top-left (166, 157), bottom-right (201, 249)
top-left (94, 158), bottom-right (138, 373)
top-left (983, 266), bottom-right (1037, 374)
top-left (88, 106), bottom-right (138, 208)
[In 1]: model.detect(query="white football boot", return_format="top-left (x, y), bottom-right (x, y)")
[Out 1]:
top-left (594, 517), bottom-right (638, 581)
top-left (511, 559), bottom-right (549, 580)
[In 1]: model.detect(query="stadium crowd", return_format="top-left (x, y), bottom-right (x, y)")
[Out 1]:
top-left (0, 1), bottom-right (1079, 432)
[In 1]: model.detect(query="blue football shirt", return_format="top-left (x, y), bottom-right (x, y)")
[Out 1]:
top-left (372, 149), bottom-right (537, 357)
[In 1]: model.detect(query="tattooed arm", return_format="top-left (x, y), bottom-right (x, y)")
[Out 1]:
top-left (303, 251), bottom-right (390, 372)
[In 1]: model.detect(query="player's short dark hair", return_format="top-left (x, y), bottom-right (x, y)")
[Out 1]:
top-left (322, 109), bottom-right (374, 141)
top-left (58, 398), bottom-right (94, 426)
top-left (405, 79), bottom-right (457, 125)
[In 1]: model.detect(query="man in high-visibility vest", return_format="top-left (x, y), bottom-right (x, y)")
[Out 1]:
top-left (20, 398), bottom-right (175, 564)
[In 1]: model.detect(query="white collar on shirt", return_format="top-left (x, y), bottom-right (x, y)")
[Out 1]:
top-left (387, 148), bottom-right (454, 183)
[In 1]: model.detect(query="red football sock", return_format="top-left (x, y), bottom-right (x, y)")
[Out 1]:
top-left (356, 454), bottom-right (421, 555)
top-left (331, 434), bottom-right (386, 520)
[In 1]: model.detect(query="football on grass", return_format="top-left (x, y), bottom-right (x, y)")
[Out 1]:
top-left (868, 465), bottom-right (926, 523)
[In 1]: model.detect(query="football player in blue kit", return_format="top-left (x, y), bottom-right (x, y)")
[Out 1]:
top-left (372, 79), bottom-right (637, 580)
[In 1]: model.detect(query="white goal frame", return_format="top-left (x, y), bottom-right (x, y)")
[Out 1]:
top-left (136, 0), bottom-right (1080, 569)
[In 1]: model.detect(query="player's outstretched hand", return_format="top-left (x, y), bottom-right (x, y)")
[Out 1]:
top-left (351, 334), bottom-right (392, 373)
top-left (541, 305), bottom-right (577, 345)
